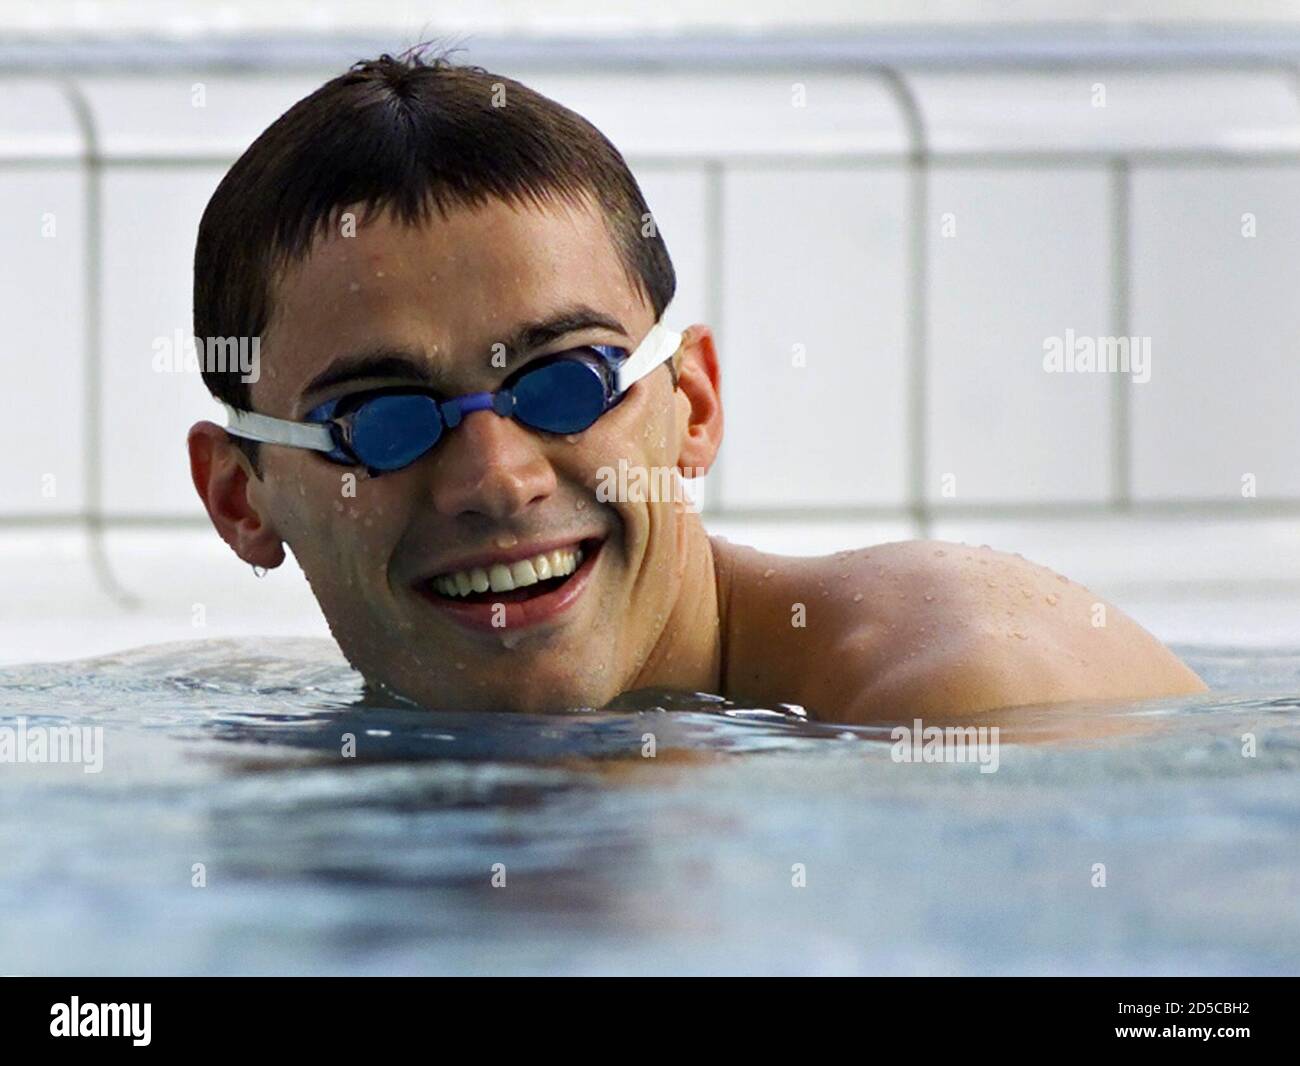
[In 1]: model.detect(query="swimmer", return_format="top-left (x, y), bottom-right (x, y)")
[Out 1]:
top-left (187, 50), bottom-right (1206, 721)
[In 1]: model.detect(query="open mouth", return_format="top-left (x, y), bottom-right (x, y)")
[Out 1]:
top-left (419, 537), bottom-right (605, 607)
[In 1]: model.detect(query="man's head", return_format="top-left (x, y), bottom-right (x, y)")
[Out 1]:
top-left (187, 50), bottom-right (724, 711)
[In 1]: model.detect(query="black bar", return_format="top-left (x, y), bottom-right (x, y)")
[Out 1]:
top-left (0, 977), bottom-right (1292, 1052)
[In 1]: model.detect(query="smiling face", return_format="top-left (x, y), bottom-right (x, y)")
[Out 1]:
top-left (232, 195), bottom-right (711, 711)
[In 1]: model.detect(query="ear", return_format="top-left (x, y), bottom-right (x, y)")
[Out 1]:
top-left (672, 324), bottom-right (724, 476)
top-left (187, 421), bottom-right (287, 570)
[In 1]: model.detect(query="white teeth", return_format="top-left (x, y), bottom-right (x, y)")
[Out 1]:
top-left (429, 545), bottom-right (586, 598)
top-left (488, 563), bottom-right (513, 592)
top-left (510, 559), bottom-right (539, 587)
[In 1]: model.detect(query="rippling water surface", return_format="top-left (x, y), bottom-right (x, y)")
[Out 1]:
top-left (1, 638), bottom-right (1297, 975)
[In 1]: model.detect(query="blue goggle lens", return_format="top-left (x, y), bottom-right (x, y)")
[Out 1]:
top-left (511, 358), bottom-right (609, 434)
top-left (349, 393), bottom-right (443, 471)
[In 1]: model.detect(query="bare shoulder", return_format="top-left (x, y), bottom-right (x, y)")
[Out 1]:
top-left (790, 540), bottom-right (1207, 721)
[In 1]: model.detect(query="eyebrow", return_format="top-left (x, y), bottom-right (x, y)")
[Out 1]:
top-left (297, 305), bottom-right (629, 403)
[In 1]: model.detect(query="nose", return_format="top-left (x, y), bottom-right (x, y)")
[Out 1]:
top-left (424, 408), bottom-right (557, 520)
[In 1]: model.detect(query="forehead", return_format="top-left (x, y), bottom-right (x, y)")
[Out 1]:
top-left (257, 196), bottom-right (648, 404)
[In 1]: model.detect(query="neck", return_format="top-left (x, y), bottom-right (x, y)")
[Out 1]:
top-left (628, 513), bottom-right (737, 697)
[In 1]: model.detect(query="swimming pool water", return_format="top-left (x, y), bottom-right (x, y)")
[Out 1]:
top-left (0, 638), bottom-right (1297, 975)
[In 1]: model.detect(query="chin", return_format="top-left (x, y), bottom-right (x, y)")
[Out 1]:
top-left (372, 666), bottom-right (607, 714)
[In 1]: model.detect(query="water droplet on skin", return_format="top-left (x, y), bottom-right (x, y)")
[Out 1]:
top-left (501, 632), bottom-right (522, 650)
top-left (564, 434), bottom-right (580, 444)
top-left (852, 592), bottom-right (864, 602)
top-left (924, 594), bottom-right (934, 602)
top-left (575, 500), bottom-right (586, 510)
top-left (496, 533), bottom-right (518, 549)
top-left (375, 270), bottom-right (385, 277)
top-left (1045, 593), bottom-right (1060, 606)
top-left (1012, 631), bottom-right (1028, 640)
top-left (762, 568), bottom-right (775, 578)
top-left (986, 581), bottom-right (997, 589)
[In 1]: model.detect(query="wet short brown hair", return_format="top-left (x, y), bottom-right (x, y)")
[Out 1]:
top-left (193, 47), bottom-right (676, 465)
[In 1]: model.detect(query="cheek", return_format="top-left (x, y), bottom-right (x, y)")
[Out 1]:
top-left (574, 392), bottom-right (683, 568)
top-left (595, 379), bottom-right (677, 464)
top-left (263, 456), bottom-right (404, 569)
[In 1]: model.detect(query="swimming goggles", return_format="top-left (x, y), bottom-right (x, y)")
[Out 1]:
top-left (222, 322), bottom-right (683, 476)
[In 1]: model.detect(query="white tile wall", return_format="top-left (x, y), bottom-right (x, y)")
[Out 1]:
top-left (719, 164), bottom-right (910, 509)
top-left (0, 80), bottom-right (83, 160)
top-left (79, 75), bottom-right (328, 158)
top-left (926, 167), bottom-right (1113, 504)
top-left (907, 70), bottom-right (1300, 156)
top-left (0, 167), bottom-right (87, 514)
top-left (0, 80), bottom-right (86, 515)
top-left (515, 71), bottom-right (911, 158)
top-left (99, 167), bottom-right (229, 517)
top-left (1130, 165), bottom-right (1300, 501)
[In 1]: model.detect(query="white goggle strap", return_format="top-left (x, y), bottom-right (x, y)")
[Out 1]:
top-left (614, 322), bottom-right (683, 394)
top-left (222, 404), bottom-right (337, 453)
